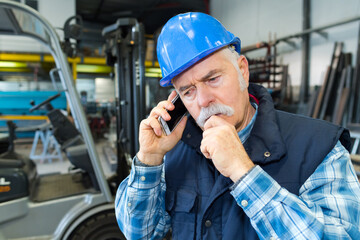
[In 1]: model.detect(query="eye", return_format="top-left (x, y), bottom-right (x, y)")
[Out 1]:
top-left (208, 76), bottom-right (221, 85)
top-left (182, 87), bottom-right (196, 100)
top-left (183, 88), bottom-right (193, 96)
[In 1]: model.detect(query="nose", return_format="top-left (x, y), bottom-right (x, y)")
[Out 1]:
top-left (197, 85), bottom-right (214, 108)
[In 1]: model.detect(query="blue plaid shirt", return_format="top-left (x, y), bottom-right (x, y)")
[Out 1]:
top-left (115, 111), bottom-right (360, 239)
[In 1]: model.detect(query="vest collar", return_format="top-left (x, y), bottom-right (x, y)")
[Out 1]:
top-left (180, 83), bottom-right (287, 165)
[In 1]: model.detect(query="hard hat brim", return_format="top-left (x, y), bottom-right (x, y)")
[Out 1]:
top-left (159, 37), bottom-right (241, 87)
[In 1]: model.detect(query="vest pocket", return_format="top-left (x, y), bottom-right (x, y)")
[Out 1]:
top-left (166, 188), bottom-right (198, 239)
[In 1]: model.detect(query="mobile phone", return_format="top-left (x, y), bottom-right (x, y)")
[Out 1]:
top-left (159, 94), bottom-right (188, 135)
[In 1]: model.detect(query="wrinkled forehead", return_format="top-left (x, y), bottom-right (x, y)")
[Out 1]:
top-left (172, 47), bottom-right (236, 87)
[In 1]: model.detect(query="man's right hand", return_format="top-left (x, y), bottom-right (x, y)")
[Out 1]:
top-left (137, 90), bottom-right (187, 166)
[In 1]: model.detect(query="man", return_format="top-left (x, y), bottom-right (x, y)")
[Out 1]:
top-left (115, 12), bottom-right (360, 239)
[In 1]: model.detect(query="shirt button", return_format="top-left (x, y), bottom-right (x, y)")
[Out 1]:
top-left (270, 237), bottom-right (276, 240)
top-left (241, 200), bottom-right (248, 207)
top-left (186, 133), bottom-right (191, 138)
top-left (127, 202), bottom-right (132, 207)
top-left (264, 151), bottom-right (271, 158)
top-left (140, 176), bottom-right (146, 181)
top-left (204, 220), bottom-right (212, 227)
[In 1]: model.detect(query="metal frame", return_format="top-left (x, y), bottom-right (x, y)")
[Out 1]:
top-left (275, 13), bottom-right (360, 105)
top-left (242, 12), bottom-right (360, 107)
top-left (275, 15), bottom-right (360, 44)
top-left (0, 1), bottom-right (116, 239)
top-left (299, 0), bottom-right (310, 104)
top-left (102, 18), bottom-right (146, 161)
top-left (0, 0), bottom-right (112, 202)
top-left (351, 131), bottom-right (360, 155)
top-left (29, 123), bottom-right (63, 163)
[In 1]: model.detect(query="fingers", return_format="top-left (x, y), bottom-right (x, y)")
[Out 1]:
top-left (142, 117), bottom-right (163, 136)
top-left (200, 142), bottom-right (211, 159)
top-left (142, 91), bottom-right (178, 137)
top-left (141, 90), bottom-right (180, 137)
top-left (149, 101), bottom-right (173, 121)
top-left (203, 115), bottom-right (230, 131)
top-left (201, 116), bottom-right (239, 159)
top-left (149, 90), bottom-right (178, 120)
top-left (200, 126), bottom-right (218, 159)
top-left (167, 90), bottom-right (178, 101)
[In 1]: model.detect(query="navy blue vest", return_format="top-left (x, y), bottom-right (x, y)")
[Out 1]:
top-left (165, 83), bottom-right (351, 240)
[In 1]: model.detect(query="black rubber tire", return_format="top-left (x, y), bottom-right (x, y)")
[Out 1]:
top-left (68, 211), bottom-right (126, 240)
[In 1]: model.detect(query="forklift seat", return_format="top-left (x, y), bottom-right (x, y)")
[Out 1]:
top-left (65, 144), bottom-right (99, 190)
top-left (47, 109), bottom-right (100, 190)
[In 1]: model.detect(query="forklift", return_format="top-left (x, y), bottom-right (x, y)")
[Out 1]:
top-left (102, 17), bottom-right (147, 187)
top-left (0, 1), bottom-right (154, 239)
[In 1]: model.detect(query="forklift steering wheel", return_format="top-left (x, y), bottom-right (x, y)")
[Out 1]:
top-left (29, 93), bottom-right (62, 113)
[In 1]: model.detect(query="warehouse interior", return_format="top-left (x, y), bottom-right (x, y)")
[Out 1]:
top-left (1, 0), bottom-right (360, 239)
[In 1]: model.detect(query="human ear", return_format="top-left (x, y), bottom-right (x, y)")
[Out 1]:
top-left (237, 55), bottom-right (249, 83)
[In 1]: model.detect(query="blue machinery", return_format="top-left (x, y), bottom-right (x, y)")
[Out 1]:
top-left (0, 91), bottom-right (66, 137)
top-left (0, 91), bottom-right (66, 116)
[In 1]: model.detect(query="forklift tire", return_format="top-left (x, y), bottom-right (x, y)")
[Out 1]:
top-left (68, 211), bottom-right (126, 240)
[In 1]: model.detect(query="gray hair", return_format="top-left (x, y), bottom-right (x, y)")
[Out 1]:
top-left (221, 46), bottom-right (247, 91)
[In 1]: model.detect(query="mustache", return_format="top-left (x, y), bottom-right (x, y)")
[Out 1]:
top-left (196, 103), bottom-right (234, 128)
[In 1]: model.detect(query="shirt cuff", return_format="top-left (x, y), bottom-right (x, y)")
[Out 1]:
top-left (128, 156), bottom-right (164, 189)
top-left (134, 154), bottom-right (153, 167)
top-left (229, 165), bottom-right (257, 191)
top-left (230, 165), bottom-right (281, 218)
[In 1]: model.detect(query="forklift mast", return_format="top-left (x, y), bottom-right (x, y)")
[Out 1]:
top-left (102, 19), bottom-right (146, 180)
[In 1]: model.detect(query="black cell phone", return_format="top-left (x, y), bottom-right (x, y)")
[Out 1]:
top-left (159, 94), bottom-right (188, 135)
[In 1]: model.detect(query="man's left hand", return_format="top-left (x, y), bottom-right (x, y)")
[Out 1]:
top-left (200, 115), bottom-right (255, 182)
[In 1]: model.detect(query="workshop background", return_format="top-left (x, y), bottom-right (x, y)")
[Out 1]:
top-left (0, 0), bottom-right (360, 239)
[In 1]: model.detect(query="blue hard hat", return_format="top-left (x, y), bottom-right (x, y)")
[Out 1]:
top-left (157, 12), bottom-right (241, 87)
